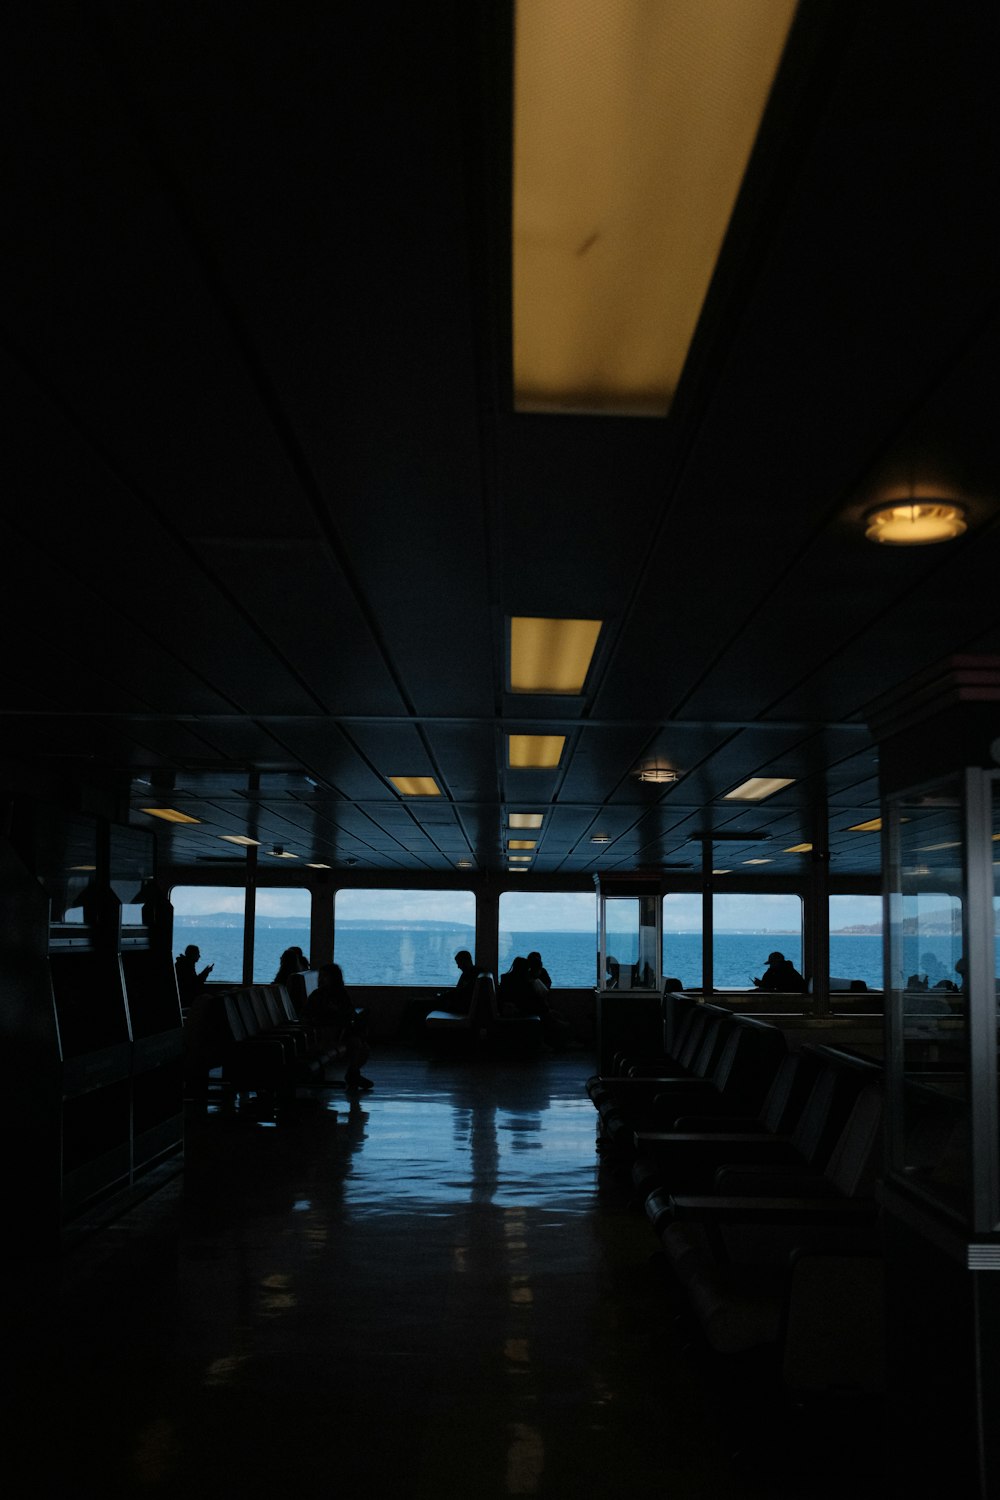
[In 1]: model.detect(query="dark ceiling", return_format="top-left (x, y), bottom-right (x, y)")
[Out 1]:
top-left (1, 1), bottom-right (996, 882)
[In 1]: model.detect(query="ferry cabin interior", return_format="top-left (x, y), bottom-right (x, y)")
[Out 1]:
top-left (1, 2), bottom-right (998, 1496)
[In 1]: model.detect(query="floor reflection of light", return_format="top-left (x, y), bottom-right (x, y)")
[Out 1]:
top-left (505, 1421), bottom-right (545, 1495)
top-left (131, 1417), bottom-right (177, 1484)
top-left (202, 1354), bottom-right (250, 1388)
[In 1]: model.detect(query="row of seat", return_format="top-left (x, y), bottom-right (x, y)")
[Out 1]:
top-left (184, 980), bottom-right (344, 1101)
top-left (585, 992), bottom-right (888, 1462)
top-left (425, 972), bottom-right (544, 1052)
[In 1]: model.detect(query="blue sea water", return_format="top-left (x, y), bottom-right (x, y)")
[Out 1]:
top-left (173, 921), bottom-right (928, 992)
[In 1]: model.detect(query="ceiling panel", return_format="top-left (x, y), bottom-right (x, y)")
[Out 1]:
top-left (0, 1), bottom-right (994, 883)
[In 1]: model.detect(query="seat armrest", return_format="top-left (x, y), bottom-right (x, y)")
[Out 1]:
top-left (667, 1194), bottom-right (877, 1225)
top-left (671, 1114), bottom-right (760, 1132)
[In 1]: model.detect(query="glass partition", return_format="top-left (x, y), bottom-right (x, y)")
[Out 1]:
top-left (599, 894), bottom-right (660, 990)
top-left (886, 778), bottom-right (969, 1219)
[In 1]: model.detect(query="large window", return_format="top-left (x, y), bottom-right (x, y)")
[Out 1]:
top-left (334, 889), bottom-right (475, 985)
top-left (712, 892), bottom-right (803, 988)
top-left (254, 889), bottom-right (311, 983)
top-left (829, 894), bottom-right (883, 990)
top-left (662, 894), bottom-right (702, 990)
top-left (171, 885), bottom-right (245, 984)
top-left (499, 891), bottom-right (596, 987)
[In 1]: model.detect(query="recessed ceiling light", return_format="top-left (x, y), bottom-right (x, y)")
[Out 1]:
top-left (509, 854), bottom-right (533, 862)
top-left (508, 840), bottom-right (537, 849)
top-left (512, 0), bottom-right (798, 415)
top-left (271, 850), bottom-right (298, 859)
top-left (864, 500), bottom-right (967, 545)
top-left (70, 865), bottom-right (97, 872)
top-left (141, 807), bottom-right (201, 824)
top-left (712, 869), bottom-right (730, 875)
top-left (784, 843), bottom-right (812, 854)
top-left (724, 777), bottom-right (794, 802)
top-left (848, 818), bottom-right (882, 833)
top-left (509, 616), bottom-right (602, 694)
top-left (389, 775), bottom-right (442, 796)
top-left (457, 859), bottom-right (474, 869)
top-left (916, 841), bottom-right (961, 852)
top-left (590, 834), bottom-right (611, 844)
top-left (507, 734), bottom-right (565, 769)
top-left (508, 866), bottom-right (528, 873)
top-left (509, 813), bottom-right (544, 829)
top-left (220, 835), bottom-right (262, 846)
top-left (743, 858), bottom-right (772, 865)
top-left (306, 862), bottom-right (331, 869)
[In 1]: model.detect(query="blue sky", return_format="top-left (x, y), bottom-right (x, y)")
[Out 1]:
top-left (171, 883), bottom-right (883, 932)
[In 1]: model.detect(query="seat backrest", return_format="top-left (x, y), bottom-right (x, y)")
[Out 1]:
top-left (822, 1083), bottom-right (884, 1197)
top-left (758, 1048), bottom-right (825, 1134)
top-left (274, 985), bottom-right (299, 1023)
top-left (789, 1057), bottom-right (874, 1170)
top-left (223, 991), bottom-right (250, 1042)
top-left (246, 988), bottom-right (275, 1029)
top-left (236, 989), bottom-right (264, 1037)
top-left (662, 990), bottom-right (697, 1056)
top-left (708, 1018), bottom-right (787, 1110)
top-left (689, 1009), bottom-right (732, 1079)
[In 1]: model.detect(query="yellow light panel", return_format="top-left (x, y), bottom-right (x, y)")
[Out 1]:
top-left (507, 735), bottom-right (565, 769)
top-left (513, 0), bottom-right (798, 415)
top-left (509, 813), bottom-right (544, 829)
top-left (723, 777), bottom-right (794, 802)
top-left (141, 807), bottom-right (201, 824)
top-left (220, 835), bottom-right (262, 846)
top-left (509, 616), bottom-right (602, 694)
top-left (508, 839), bottom-right (537, 849)
top-left (509, 854), bottom-right (533, 862)
top-left (848, 818), bottom-right (882, 833)
top-left (389, 776), bottom-right (442, 797)
top-left (743, 858), bottom-right (772, 865)
top-left (784, 843), bottom-right (812, 853)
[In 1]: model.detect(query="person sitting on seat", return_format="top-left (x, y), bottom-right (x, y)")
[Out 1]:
top-left (274, 945), bottom-right (309, 985)
top-left (305, 962), bottom-right (373, 1091)
top-left (175, 944), bottom-right (214, 1006)
top-left (453, 949), bottom-right (480, 1010)
top-left (527, 951), bottom-right (574, 1050)
top-left (752, 950), bottom-right (806, 993)
top-left (498, 956), bottom-right (540, 1016)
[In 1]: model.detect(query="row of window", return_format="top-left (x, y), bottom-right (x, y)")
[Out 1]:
top-left (170, 887), bottom-right (886, 989)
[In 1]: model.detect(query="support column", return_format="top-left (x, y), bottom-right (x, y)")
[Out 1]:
top-left (242, 845), bottom-right (257, 985)
top-left (701, 840), bottom-right (713, 994)
top-left (808, 797), bottom-right (830, 1015)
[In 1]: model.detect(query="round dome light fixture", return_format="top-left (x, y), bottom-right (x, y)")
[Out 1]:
top-left (634, 764), bottom-right (679, 784)
top-left (864, 500), bottom-right (967, 546)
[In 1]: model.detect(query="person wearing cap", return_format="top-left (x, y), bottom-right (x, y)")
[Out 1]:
top-left (752, 950), bottom-right (805, 993)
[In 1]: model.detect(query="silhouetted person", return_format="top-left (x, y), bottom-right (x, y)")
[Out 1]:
top-left (499, 956), bottom-right (540, 1016)
top-left (175, 944), bottom-right (213, 1006)
top-left (274, 945), bottom-right (309, 984)
top-left (453, 949), bottom-right (479, 1008)
top-left (526, 951), bottom-right (573, 1050)
top-left (305, 962), bottom-right (372, 1091)
top-left (752, 950), bottom-right (805, 993)
top-left (526, 951), bottom-right (551, 989)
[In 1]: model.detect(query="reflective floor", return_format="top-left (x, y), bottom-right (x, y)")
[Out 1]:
top-left (2, 1055), bottom-right (874, 1497)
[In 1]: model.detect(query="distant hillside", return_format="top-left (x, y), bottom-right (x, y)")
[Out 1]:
top-left (834, 908), bottom-right (962, 937)
top-left (176, 913), bottom-right (475, 932)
